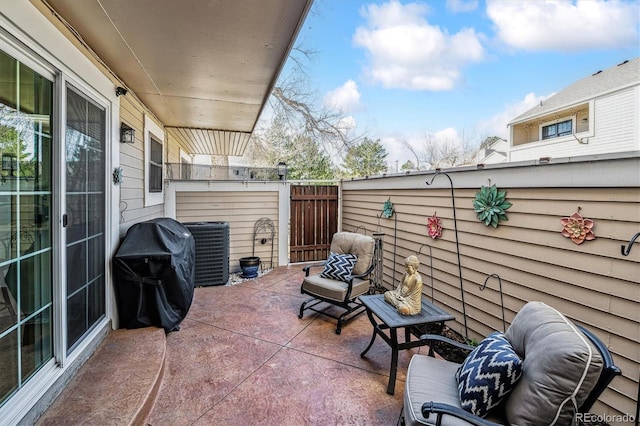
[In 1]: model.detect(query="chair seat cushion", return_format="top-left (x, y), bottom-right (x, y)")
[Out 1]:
top-left (455, 332), bottom-right (523, 417)
top-left (302, 275), bottom-right (369, 302)
top-left (320, 252), bottom-right (357, 282)
top-left (404, 354), bottom-right (507, 426)
top-left (404, 355), bottom-right (464, 426)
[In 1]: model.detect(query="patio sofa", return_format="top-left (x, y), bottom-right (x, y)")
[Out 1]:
top-left (403, 301), bottom-right (621, 425)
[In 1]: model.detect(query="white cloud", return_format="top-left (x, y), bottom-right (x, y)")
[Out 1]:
top-left (353, 0), bottom-right (485, 91)
top-left (446, 0), bottom-right (479, 13)
top-left (433, 127), bottom-right (461, 143)
top-left (476, 92), bottom-right (554, 139)
top-left (336, 115), bottom-right (357, 133)
top-left (487, 0), bottom-right (640, 51)
top-left (380, 136), bottom-right (407, 172)
top-left (323, 80), bottom-right (363, 113)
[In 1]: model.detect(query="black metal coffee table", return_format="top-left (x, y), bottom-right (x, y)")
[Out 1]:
top-left (359, 294), bottom-right (455, 395)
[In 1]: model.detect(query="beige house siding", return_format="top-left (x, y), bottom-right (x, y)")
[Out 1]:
top-left (175, 190), bottom-right (280, 273)
top-left (118, 95), bottom-right (162, 234)
top-left (341, 155), bottom-right (639, 417)
top-left (119, 95), bottom-right (189, 235)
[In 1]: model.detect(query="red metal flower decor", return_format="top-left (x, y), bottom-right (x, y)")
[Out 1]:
top-left (427, 212), bottom-right (442, 239)
top-left (561, 211), bottom-right (596, 245)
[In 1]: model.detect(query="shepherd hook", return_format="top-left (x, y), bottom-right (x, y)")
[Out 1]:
top-left (480, 274), bottom-right (506, 332)
top-left (426, 171), bottom-right (468, 338)
top-left (621, 232), bottom-right (640, 256)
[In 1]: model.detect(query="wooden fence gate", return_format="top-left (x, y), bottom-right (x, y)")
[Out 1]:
top-left (289, 185), bottom-right (338, 263)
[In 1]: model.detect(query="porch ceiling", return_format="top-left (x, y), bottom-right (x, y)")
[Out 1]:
top-left (40, 0), bottom-right (313, 156)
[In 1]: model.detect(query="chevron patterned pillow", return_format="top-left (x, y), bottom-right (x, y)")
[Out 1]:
top-left (455, 332), bottom-right (523, 417)
top-left (320, 252), bottom-right (357, 282)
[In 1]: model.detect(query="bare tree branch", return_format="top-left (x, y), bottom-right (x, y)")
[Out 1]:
top-left (399, 138), bottom-right (422, 170)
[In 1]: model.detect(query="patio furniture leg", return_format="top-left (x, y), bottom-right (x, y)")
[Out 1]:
top-left (360, 309), bottom-right (378, 357)
top-left (388, 327), bottom-right (399, 395)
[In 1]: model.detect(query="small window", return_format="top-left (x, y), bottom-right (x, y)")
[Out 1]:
top-left (542, 119), bottom-right (572, 140)
top-left (149, 136), bottom-right (163, 192)
top-left (144, 114), bottom-right (164, 206)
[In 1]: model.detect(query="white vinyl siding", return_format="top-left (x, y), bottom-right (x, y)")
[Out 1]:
top-left (592, 87), bottom-right (639, 152)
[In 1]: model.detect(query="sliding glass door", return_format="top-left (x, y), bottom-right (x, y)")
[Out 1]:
top-left (65, 87), bottom-right (106, 352)
top-left (0, 47), bottom-right (108, 408)
top-left (0, 49), bottom-right (53, 406)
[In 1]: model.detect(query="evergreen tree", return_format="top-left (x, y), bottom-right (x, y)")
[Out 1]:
top-left (251, 113), bottom-right (335, 180)
top-left (401, 160), bottom-right (415, 171)
top-left (340, 138), bottom-right (388, 178)
top-left (281, 134), bottom-right (334, 180)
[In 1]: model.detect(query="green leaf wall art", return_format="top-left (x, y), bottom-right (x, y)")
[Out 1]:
top-left (473, 185), bottom-right (512, 228)
top-left (381, 198), bottom-right (395, 218)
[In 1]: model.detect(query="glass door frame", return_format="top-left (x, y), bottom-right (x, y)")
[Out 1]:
top-left (56, 77), bottom-right (114, 366)
top-left (0, 23), bottom-right (118, 422)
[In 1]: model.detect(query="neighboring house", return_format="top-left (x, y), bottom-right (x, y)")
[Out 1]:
top-left (476, 137), bottom-right (508, 164)
top-left (505, 57), bottom-right (640, 162)
top-left (0, 1), bottom-right (312, 424)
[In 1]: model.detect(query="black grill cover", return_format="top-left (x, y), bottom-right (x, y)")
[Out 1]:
top-left (114, 218), bottom-right (195, 332)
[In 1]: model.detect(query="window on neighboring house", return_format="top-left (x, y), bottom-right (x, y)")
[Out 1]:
top-left (149, 136), bottom-right (163, 192)
top-left (542, 119), bottom-right (572, 140)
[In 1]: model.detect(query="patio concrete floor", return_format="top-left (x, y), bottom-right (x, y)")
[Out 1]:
top-left (37, 265), bottom-right (428, 425)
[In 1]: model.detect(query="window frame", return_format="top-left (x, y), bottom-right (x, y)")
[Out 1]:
top-left (540, 117), bottom-right (574, 140)
top-left (144, 114), bottom-right (164, 206)
top-left (148, 135), bottom-right (163, 193)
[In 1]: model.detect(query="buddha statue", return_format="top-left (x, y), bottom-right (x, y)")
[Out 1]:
top-left (384, 255), bottom-right (422, 315)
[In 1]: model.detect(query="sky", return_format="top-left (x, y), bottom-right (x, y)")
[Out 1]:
top-left (277, 0), bottom-right (640, 169)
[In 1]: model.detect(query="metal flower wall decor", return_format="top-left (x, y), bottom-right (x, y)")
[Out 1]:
top-left (473, 184), bottom-right (512, 228)
top-left (427, 212), bottom-right (442, 239)
top-left (561, 211), bottom-right (596, 245)
top-left (381, 198), bottom-right (395, 218)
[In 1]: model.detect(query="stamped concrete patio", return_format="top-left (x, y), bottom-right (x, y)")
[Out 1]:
top-left (37, 266), bottom-right (427, 425)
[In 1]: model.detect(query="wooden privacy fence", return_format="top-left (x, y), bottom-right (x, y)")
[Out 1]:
top-left (289, 185), bottom-right (338, 263)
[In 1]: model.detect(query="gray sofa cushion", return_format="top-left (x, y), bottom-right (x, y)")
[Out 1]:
top-left (504, 301), bottom-right (604, 425)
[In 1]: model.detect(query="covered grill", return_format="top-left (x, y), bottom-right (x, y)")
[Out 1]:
top-left (113, 218), bottom-right (195, 332)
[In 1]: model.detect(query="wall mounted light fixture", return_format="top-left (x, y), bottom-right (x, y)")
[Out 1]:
top-left (120, 123), bottom-right (135, 143)
top-left (276, 161), bottom-right (287, 180)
